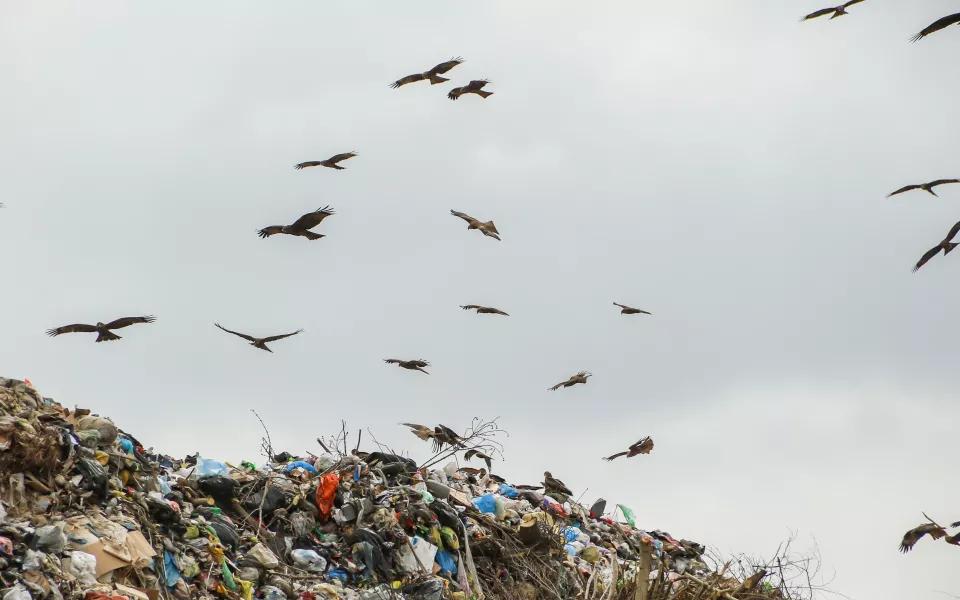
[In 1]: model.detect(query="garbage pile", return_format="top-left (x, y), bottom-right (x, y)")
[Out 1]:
top-left (0, 377), bottom-right (784, 600)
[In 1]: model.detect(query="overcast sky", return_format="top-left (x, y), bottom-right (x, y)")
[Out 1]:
top-left (3, 1), bottom-right (960, 597)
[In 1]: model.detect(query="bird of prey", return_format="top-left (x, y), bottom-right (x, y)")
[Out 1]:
top-left (214, 323), bottom-right (303, 353)
top-left (464, 448), bottom-right (493, 469)
top-left (613, 302), bottom-right (651, 315)
top-left (900, 514), bottom-right (948, 553)
top-left (389, 57), bottom-right (465, 88)
top-left (384, 359), bottom-right (430, 374)
top-left (887, 179), bottom-right (960, 198)
top-left (513, 484), bottom-right (544, 491)
top-left (401, 423), bottom-right (436, 442)
top-left (800, 0), bottom-right (865, 21)
top-left (548, 371), bottom-right (592, 391)
top-left (911, 12), bottom-right (960, 42)
top-left (295, 152), bottom-right (358, 171)
top-left (257, 206), bottom-right (335, 241)
top-left (46, 316), bottom-right (156, 343)
top-left (450, 210), bottom-right (500, 241)
top-left (542, 471), bottom-right (573, 496)
top-left (433, 425), bottom-right (464, 451)
top-left (603, 437), bottom-right (654, 461)
top-left (912, 220), bottom-right (960, 272)
top-left (460, 305), bottom-right (509, 316)
top-left (448, 80), bottom-right (493, 100)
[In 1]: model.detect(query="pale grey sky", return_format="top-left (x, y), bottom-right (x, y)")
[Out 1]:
top-left (2, 1), bottom-right (960, 598)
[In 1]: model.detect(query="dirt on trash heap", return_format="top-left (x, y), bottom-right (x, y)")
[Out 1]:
top-left (0, 376), bottom-right (806, 600)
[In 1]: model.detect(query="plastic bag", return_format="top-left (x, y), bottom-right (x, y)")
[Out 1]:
top-left (35, 525), bottom-right (66, 553)
top-left (195, 456), bottom-right (229, 478)
top-left (498, 483), bottom-right (520, 499)
top-left (282, 461), bottom-right (317, 474)
top-left (68, 551), bottom-right (97, 587)
top-left (472, 494), bottom-right (496, 514)
top-left (315, 473), bottom-right (339, 522)
top-left (434, 550), bottom-right (457, 574)
top-left (245, 543), bottom-right (279, 570)
top-left (291, 549), bottom-right (327, 573)
top-left (3, 585), bottom-right (31, 600)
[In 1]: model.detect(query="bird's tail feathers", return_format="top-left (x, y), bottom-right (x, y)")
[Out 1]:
top-left (475, 90), bottom-right (493, 98)
top-left (428, 74), bottom-right (450, 85)
top-left (331, 164), bottom-right (345, 170)
top-left (301, 231), bottom-right (325, 241)
top-left (96, 331), bottom-right (121, 343)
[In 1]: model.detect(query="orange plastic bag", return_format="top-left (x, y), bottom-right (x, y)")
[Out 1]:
top-left (315, 472), bottom-right (339, 522)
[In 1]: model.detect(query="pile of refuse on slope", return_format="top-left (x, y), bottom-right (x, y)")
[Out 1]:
top-left (0, 376), bottom-right (793, 600)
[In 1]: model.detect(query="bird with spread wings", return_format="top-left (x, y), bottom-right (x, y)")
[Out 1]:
top-left (390, 57), bottom-right (465, 88)
top-left (214, 323), bottom-right (303, 353)
top-left (448, 79), bottom-right (494, 100)
top-left (548, 371), bottom-right (592, 391)
top-left (47, 316), bottom-right (156, 343)
top-left (800, 0), bottom-right (865, 21)
top-left (900, 513), bottom-right (950, 553)
top-left (461, 305), bottom-right (509, 316)
top-left (613, 302), bottom-right (651, 315)
top-left (887, 179), bottom-right (960, 198)
top-left (401, 423), bottom-right (436, 442)
top-left (464, 448), bottom-right (493, 469)
top-left (384, 359), bottom-right (430, 374)
top-left (911, 12), bottom-right (960, 42)
top-left (603, 437), bottom-right (654, 461)
top-left (295, 152), bottom-right (358, 171)
top-left (913, 220), bottom-right (960, 272)
top-left (257, 206), bottom-right (335, 241)
top-left (450, 210), bottom-right (500, 241)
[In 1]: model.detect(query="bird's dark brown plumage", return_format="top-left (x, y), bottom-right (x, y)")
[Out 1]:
top-left (384, 359), bottom-right (430, 374)
top-left (448, 80), bottom-right (493, 100)
top-left (461, 305), bottom-right (509, 316)
top-left (390, 57), bottom-right (465, 88)
top-left (451, 210), bottom-right (500, 240)
top-left (800, 0), bottom-right (865, 21)
top-left (295, 153), bottom-right (357, 171)
top-left (887, 179), bottom-right (960, 198)
top-left (913, 220), bottom-right (960, 272)
top-left (613, 302), bottom-right (651, 315)
top-left (258, 206), bottom-right (335, 241)
top-left (911, 12), bottom-right (960, 42)
top-left (603, 437), bottom-right (654, 461)
top-left (46, 316), bottom-right (156, 343)
top-left (900, 517), bottom-right (947, 553)
top-left (548, 371), bottom-right (591, 391)
top-left (215, 323), bottom-right (302, 353)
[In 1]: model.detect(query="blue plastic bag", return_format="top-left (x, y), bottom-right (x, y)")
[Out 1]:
top-left (163, 551), bottom-right (181, 587)
top-left (563, 544), bottom-right (577, 557)
top-left (195, 456), bottom-right (229, 478)
top-left (435, 550), bottom-right (457, 574)
top-left (472, 494), bottom-right (496, 514)
top-left (282, 461), bottom-right (317, 474)
top-left (498, 483), bottom-right (519, 499)
top-left (119, 438), bottom-right (134, 453)
top-left (328, 569), bottom-right (349, 583)
top-left (562, 527), bottom-right (581, 543)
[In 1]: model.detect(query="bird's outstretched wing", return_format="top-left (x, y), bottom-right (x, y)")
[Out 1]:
top-left (412, 360), bottom-right (430, 367)
top-left (384, 359), bottom-right (402, 364)
top-left (801, 8), bottom-right (837, 21)
top-left (887, 184), bottom-right (921, 197)
top-left (46, 323), bottom-right (98, 337)
top-left (900, 522), bottom-right (946, 553)
top-left (390, 73), bottom-right (426, 88)
top-left (464, 79), bottom-right (490, 91)
top-left (289, 206), bottom-right (336, 231)
top-left (912, 245), bottom-right (942, 272)
top-left (327, 152), bottom-right (357, 164)
top-left (461, 305), bottom-right (481, 311)
top-left (450, 210), bottom-right (477, 224)
top-left (613, 302), bottom-right (630, 309)
top-left (215, 323), bottom-right (257, 342)
top-left (485, 221), bottom-right (499, 234)
top-left (944, 221), bottom-right (960, 243)
top-left (911, 12), bottom-right (960, 42)
top-left (262, 329), bottom-right (303, 343)
top-left (258, 226), bottom-right (284, 238)
top-left (929, 179), bottom-right (960, 188)
top-left (631, 437), bottom-right (655, 453)
top-left (603, 452), bottom-right (628, 462)
top-left (429, 57), bottom-right (464, 75)
top-left (842, 0), bottom-right (865, 7)
top-left (549, 378), bottom-right (571, 391)
top-left (295, 161), bottom-right (324, 170)
top-left (105, 315), bottom-right (156, 330)
top-left (482, 307), bottom-right (509, 316)
top-left (447, 87), bottom-right (464, 100)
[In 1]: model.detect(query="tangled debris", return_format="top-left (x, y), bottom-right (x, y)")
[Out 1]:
top-left (0, 377), bottom-right (828, 600)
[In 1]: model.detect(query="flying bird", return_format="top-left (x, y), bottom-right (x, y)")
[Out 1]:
top-left (887, 179), bottom-right (960, 198)
top-left (603, 437), bottom-right (654, 461)
top-left (460, 305), bottom-right (509, 316)
top-left (433, 425), bottom-right (465, 452)
top-left (900, 514), bottom-right (947, 553)
top-left (548, 371), bottom-right (592, 391)
top-left (295, 152), bottom-right (358, 171)
top-left (390, 57), bottom-right (465, 88)
top-left (448, 80), bottom-right (493, 100)
top-left (464, 448), bottom-right (493, 469)
top-left (401, 423), bottom-right (436, 442)
top-left (800, 0), bottom-right (865, 21)
top-left (214, 323), bottom-right (303, 353)
top-left (912, 220), bottom-right (960, 272)
top-left (257, 206), bottom-right (335, 241)
top-left (911, 12), bottom-right (960, 42)
top-left (450, 210), bottom-right (500, 241)
top-left (46, 316), bottom-right (156, 343)
top-left (542, 471), bottom-right (573, 497)
top-left (384, 359), bottom-right (430, 374)
top-left (613, 302), bottom-right (651, 315)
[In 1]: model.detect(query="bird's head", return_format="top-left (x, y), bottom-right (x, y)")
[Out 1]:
top-left (95, 322), bottom-right (105, 328)
top-left (544, 471), bottom-right (552, 478)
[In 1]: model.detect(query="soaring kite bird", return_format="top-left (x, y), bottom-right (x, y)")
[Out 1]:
top-left (214, 323), bottom-right (303, 353)
top-left (384, 359), bottom-right (430, 374)
top-left (542, 471), bottom-right (574, 497)
top-left (911, 12), bottom-right (960, 42)
top-left (295, 152), bottom-right (358, 171)
top-left (390, 57), bottom-right (465, 89)
top-left (257, 206), bottom-right (335, 241)
top-left (460, 305), bottom-right (509, 316)
top-left (448, 80), bottom-right (494, 100)
top-left (800, 0), bottom-right (865, 21)
top-left (433, 425), bottom-right (465, 451)
top-left (603, 437), bottom-right (654, 461)
top-left (548, 371), bottom-right (592, 391)
top-left (464, 448), bottom-right (493, 469)
top-left (887, 179), bottom-right (960, 198)
top-left (401, 423), bottom-right (436, 442)
top-left (46, 315), bottom-right (156, 343)
top-left (913, 220), bottom-right (960, 272)
top-left (613, 302), bottom-right (651, 315)
top-left (450, 210), bottom-right (500, 241)
top-left (900, 514), bottom-right (948, 553)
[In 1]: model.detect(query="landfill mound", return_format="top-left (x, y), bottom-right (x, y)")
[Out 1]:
top-left (0, 377), bottom-right (792, 600)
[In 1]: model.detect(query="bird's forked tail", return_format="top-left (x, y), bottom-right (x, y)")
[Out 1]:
top-left (96, 331), bottom-right (122, 343)
top-left (476, 90), bottom-right (493, 98)
top-left (428, 74), bottom-right (450, 85)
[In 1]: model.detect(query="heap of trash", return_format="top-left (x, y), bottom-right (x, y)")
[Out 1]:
top-left (0, 377), bottom-right (785, 600)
